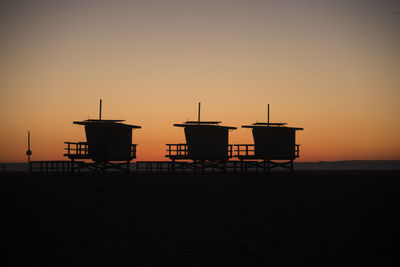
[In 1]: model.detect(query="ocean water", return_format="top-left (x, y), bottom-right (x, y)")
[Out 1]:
top-left (1, 160), bottom-right (400, 173)
top-left (294, 160), bottom-right (400, 170)
top-left (1, 163), bottom-right (29, 172)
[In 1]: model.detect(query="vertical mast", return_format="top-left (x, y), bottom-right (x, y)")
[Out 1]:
top-left (198, 102), bottom-right (201, 124)
top-left (99, 99), bottom-right (102, 120)
top-left (267, 104), bottom-right (270, 126)
top-left (26, 131), bottom-right (32, 164)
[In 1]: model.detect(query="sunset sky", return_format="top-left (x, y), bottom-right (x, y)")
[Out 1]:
top-left (1, 0), bottom-right (399, 162)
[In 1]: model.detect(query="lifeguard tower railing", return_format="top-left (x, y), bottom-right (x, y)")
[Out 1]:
top-left (234, 144), bottom-right (300, 159)
top-left (233, 144), bottom-right (301, 173)
top-left (166, 144), bottom-right (234, 159)
top-left (165, 144), bottom-right (234, 173)
top-left (64, 142), bottom-right (137, 160)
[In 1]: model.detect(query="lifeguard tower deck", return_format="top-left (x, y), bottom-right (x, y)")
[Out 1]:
top-left (164, 103), bottom-right (237, 173)
top-left (64, 119), bottom-right (141, 174)
top-left (235, 105), bottom-right (303, 173)
top-left (61, 100), bottom-right (141, 174)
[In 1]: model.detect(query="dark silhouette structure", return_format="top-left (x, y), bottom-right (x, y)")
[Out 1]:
top-left (28, 101), bottom-right (304, 175)
top-left (26, 131), bottom-right (32, 168)
top-left (64, 100), bottom-right (141, 174)
top-left (165, 103), bottom-right (236, 173)
top-left (235, 104), bottom-right (303, 173)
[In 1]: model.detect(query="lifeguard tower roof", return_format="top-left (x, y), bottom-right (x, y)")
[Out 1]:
top-left (174, 121), bottom-right (236, 130)
top-left (242, 122), bottom-right (303, 131)
top-left (242, 104), bottom-right (303, 130)
top-left (73, 119), bottom-right (141, 129)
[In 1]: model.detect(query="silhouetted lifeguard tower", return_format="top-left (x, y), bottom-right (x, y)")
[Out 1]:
top-left (235, 105), bottom-right (303, 173)
top-left (64, 100), bottom-right (141, 174)
top-left (166, 103), bottom-right (236, 173)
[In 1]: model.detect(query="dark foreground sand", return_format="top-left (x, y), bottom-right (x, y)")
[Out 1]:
top-left (5, 171), bottom-right (399, 266)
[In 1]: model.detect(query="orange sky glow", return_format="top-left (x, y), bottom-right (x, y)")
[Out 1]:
top-left (1, 0), bottom-right (399, 162)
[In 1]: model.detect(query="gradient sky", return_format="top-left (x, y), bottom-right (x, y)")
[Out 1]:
top-left (1, 0), bottom-right (399, 162)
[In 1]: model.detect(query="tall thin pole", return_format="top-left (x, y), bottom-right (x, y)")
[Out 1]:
top-left (267, 104), bottom-right (270, 126)
top-left (28, 131), bottom-right (30, 163)
top-left (99, 99), bottom-right (102, 120)
top-left (26, 131), bottom-right (31, 164)
top-left (198, 102), bottom-right (201, 124)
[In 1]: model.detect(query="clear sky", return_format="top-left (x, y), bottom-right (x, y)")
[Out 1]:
top-left (1, 0), bottom-right (399, 162)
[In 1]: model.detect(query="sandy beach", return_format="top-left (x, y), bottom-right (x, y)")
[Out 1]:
top-left (5, 170), bottom-right (398, 266)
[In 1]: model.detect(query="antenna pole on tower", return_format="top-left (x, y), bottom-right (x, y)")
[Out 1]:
top-left (267, 104), bottom-right (270, 126)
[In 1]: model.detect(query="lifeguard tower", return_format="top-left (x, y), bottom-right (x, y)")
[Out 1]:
top-left (166, 103), bottom-right (236, 173)
top-left (64, 100), bottom-right (141, 174)
top-left (235, 105), bottom-right (303, 173)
